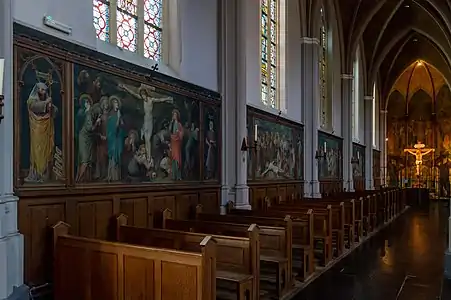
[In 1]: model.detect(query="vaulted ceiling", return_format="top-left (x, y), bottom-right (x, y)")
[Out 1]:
top-left (331, 0), bottom-right (451, 108)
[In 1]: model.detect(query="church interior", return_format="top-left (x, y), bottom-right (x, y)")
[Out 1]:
top-left (1, 0), bottom-right (451, 299)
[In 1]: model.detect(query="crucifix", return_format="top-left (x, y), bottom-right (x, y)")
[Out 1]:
top-left (404, 141), bottom-right (435, 176)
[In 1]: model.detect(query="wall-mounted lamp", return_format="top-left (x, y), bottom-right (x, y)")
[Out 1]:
top-left (0, 59), bottom-right (5, 123)
top-left (315, 141), bottom-right (327, 160)
top-left (351, 151), bottom-right (360, 164)
top-left (241, 124), bottom-right (258, 151)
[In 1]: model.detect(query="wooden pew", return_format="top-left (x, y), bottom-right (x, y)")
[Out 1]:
top-left (52, 221), bottom-right (216, 300)
top-left (229, 203), bottom-right (330, 267)
top-left (299, 197), bottom-right (355, 249)
top-left (162, 210), bottom-right (287, 298)
top-left (275, 200), bottom-right (345, 257)
top-left (195, 204), bottom-right (313, 282)
top-left (115, 214), bottom-right (256, 300)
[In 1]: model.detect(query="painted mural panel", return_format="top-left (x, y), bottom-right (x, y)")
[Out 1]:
top-left (73, 65), bottom-right (200, 183)
top-left (297, 129), bottom-right (304, 180)
top-left (204, 104), bottom-right (220, 180)
top-left (16, 51), bottom-right (65, 184)
top-left (254, 117), bottom-right (296, 179)
top-left (373, 149), bottom-right (381, 187)
top-left (352, 143), bottom-right (365, 179)
top-left (317, 132), bottom-right (342, 180)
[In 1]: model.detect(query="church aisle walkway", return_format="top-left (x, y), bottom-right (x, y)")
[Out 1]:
top-left (294, 202), bottom-right (451, 300)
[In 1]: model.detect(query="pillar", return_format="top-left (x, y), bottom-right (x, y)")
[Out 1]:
top-left (301, 37), bottom-right (321, 198)
top-left (364, 95), bottom-right (374, 189)
top-left (233, 0), bottom-right (251, 209)
top-left (219, 0), bottom-right (238, 212)
top-left (380, 110), bottom-right (388, 186)
top-left (341, 74), bottom-right (354, 191)
top-left (0, 0), bottom-right (25, 298)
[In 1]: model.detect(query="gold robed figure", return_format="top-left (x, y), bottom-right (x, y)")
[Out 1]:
top-left (25, 82), bottom-right (58, 182)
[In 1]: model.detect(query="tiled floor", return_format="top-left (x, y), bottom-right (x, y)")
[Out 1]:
top-left (294, 202), bottom-right (451, 300)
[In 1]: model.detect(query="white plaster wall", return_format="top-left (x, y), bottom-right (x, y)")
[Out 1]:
top-left (241, 0), bottom-right (303, 124)
top-left (13, 0), bottom-right (218, 91)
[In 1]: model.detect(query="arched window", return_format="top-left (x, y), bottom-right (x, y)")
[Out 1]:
top-left (352, 48), bottom-right (360, 141)
top-left (93, 0), bottom-right (163, 61)
top-left (319, 6), bottom-right (328, 128)
top-left (260, 0), bottom-right (279, 109)
top-left (372, 82), bottom-right (377, 147)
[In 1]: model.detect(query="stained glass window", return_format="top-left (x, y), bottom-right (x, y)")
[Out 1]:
top-left (261, 0), bottom-right (278, 108)
top-left (352, 48), bottom-right (360, 141)
top-left (93, 0), bottom-right (163, 61)
top-left (117, 0), bottom-right (138, 52)
top-left (372, 82), bottom-right (377, 146)
top-left (319, 7), bottom-right (327, 127)
top-left (93, 0), bottom-right (110, 42)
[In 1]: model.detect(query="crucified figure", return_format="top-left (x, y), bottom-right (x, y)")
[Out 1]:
top-left (404, 144), bottom-right (435, 176)
top-left (118, 83), bottom-right (173, 162)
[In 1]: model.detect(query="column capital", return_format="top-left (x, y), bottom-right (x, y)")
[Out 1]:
top-left (341, 74), bottom-right (353, 80)
top-left (364, 95), bottom-right (373, 101)
top-left (300, 37), bottom-right (320, 45)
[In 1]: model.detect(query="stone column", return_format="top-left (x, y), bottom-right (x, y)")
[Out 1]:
top-left (301, 37), bottom-right (321, 197)
top-left (341, 74), bottom-right (354, 191)
top-left (233, 0), bottom-right (251, 209)
top-left (380, 110), bottom-right (388, 186)
top-left (0, 0), bottom-right (25, 298)
top-left (364, 95), bottom-right (374, 189)
top-left (219, 0), bottom-right (238, 212)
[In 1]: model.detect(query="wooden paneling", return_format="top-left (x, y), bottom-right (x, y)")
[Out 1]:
top-left (18, 186), bottom-right (220, 285)
top-left (319, 180), bottom-right (343, 195)
top-left (248, 181), bottom-right (304, 208)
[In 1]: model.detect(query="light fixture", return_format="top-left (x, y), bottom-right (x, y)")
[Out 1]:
top-left (315, 142), bottom-right (327, 160)
top-left (404, 4), bottom-right (410, 8)
top-left (0, 59), bottom-right (4, 123)
top-left (416, 60), bottom-right (423, 66)
top-left (413, 38), bottom-right (418, 42)
top-left (43, 15), bottom-right (72, 35)
top-left (241, 124), bottom-right (258, 151)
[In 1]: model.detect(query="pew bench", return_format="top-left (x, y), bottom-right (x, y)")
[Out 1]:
top-left (115, 214), bottom-right (256, 300)
top-left (277, 201), bottom-right (345, 257)
top-left (52, 221), bottom-right (216, 300)
top-left (162, 210), bottom-right (288, 298)
top-left (195, 204), bottom-right (313, 283)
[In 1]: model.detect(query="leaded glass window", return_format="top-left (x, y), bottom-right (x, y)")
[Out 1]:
top-left (261, 0), bottom-right (278, 108)
top-left (352, 48), bottom-right (360, 141)
top-left (93, 0), bottom-right (111, 42)
top-left (319, 7), bottom-right (327, 127)
top-left (93, 0), bottom-right (163, 61)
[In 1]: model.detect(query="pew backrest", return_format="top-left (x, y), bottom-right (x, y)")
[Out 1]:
top-left (53, 221), bottom-right (216, 300)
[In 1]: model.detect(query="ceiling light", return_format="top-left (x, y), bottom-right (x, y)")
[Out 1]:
top-left (404, 4), bottom-right (410, 8)
top-left (417, 61), bottom-right (423, 66)
top-left (413, 38), bottom-right (418, 42)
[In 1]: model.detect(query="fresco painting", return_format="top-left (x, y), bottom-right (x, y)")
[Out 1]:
top-left (17, 53), bottom-right (65, 184)
top-left (73, 65), bottom-right (201, 183)
top-left (317, 132), bottom-right (342, 180)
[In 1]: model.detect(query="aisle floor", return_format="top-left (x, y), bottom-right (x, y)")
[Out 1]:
top-left (294, 202), bottom-right (451, 300)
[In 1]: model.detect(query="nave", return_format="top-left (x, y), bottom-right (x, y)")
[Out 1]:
top-left (296, 202), bottom-right (451, 300)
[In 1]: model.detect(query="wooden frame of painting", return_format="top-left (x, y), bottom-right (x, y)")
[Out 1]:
top-left (317, 130), bottom-right (343, 181)
top-left (13, 26), bottom-right (221, 196)
top-left (247, 106), bottom-right (304, 182)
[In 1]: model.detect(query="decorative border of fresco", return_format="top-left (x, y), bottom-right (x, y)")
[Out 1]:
top-left (13, 24), bottom-right (222, 194)
top-left (352, 142), bottom-right (366, 180)
top-left (317, 131), bottom-right (343, 180)
top-left (247, 106), bottom-right (304, 182)
top-left (373, 149), bottom-right (381, 188)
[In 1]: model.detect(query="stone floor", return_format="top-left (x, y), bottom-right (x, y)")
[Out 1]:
top-left (294, 201), bottom-right (451, 300)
